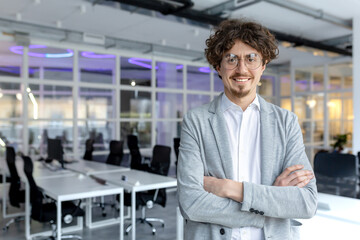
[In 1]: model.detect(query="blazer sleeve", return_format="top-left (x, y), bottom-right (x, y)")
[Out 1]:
top-left (241, 113), bottom-right (318, 219)
top-left (177, 112), bottom-right (266, 228)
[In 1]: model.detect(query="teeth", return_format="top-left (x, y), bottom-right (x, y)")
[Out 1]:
top-left (235, 78), bottom-right (249, 82)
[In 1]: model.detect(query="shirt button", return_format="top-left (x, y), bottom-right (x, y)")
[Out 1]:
top-left (254, 210), bottom-right (259, 214)
top-left (220, 228), bottom-right (225, 235)
top-left (249, 208), bottom-right (255, 212)
top-left (259, 211), bottom-right (264, 215)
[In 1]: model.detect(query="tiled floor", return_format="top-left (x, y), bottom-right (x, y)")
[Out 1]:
top-left (0, 189), bottom-right (179, 240)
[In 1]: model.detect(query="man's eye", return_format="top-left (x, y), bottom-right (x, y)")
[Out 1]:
top-left (228, 57), bottom-right (237, 64)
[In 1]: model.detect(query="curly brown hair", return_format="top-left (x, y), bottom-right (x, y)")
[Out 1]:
top-left (205, 19), bottom-right (279, 70)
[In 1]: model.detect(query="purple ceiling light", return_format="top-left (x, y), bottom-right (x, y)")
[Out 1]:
top-left (9, 45), bottom-right (73, 58)
top-left (81, 51), bottom-right (115, 59)
top-left (128, 58), bottom-right (184, 70)
top-left (198, 67), bottom-right (212, 73)
top-left (128, 57), bottom-right (157, 69)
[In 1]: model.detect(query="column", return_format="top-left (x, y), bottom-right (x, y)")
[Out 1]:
top-left (353, 16), bottom-right (360, 153)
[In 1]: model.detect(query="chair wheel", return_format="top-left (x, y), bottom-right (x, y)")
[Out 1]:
top-left (125, 232), bottom-right (128, 235)
top-left (3, 226), bottom-right (9, 231)
top-left (162, 223), bottom-right (165, 227)
top-left (102, 213), bottom-right (107, 217)
top-left (152, 232), bottom-right (156, 235)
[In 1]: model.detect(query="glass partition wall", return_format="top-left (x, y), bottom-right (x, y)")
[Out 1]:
top-left (292, 63), bottom-right (353, 163)
top-left (0, 40), bottom-right (353, 168)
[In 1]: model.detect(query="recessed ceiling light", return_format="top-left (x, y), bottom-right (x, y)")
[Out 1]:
top-left (80, 5), bottom-right (86, 14)
top-left (56, 20), bottom-right (62, 28)
top-left (16, 12), bottom-right (22, 21)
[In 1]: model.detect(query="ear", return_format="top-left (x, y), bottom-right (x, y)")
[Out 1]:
top-left (261, 63), bottom-right (266, 72)
top-left (216, 65), bottom-right (221, 77)
top-left (216, 65), bottom-right (220, 72)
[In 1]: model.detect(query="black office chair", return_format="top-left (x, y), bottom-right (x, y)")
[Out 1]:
top-left (127, 135), bottom-right (149, 171)
top-left (173, 137), bottom-right (180, 175)
top-left (2, 146), bottom-right (25, 231)
top-left (22, 155), bottom-right (84, 240)
top-left (124, 145), bottom-right (171, 235)
top-left (83, 138), bottom-right (94, 161)
top-left (106, 140), bottom-right (124, 166)
top-left (94, 140), bottom-right (124, 217)
top-left (314, 151), bottom-right (357, 198)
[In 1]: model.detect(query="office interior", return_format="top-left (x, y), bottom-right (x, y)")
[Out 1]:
top-left (0, 0), bottom-right (360, 240)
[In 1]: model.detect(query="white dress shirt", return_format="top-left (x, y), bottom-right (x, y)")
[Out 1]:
top-left (221, 93), bottom-right (264, 240)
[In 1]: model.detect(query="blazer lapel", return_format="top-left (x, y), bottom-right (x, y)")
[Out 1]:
top-left (259, 96), bottom-right (276, 185)
top-left (208, 94), bottom-right (234, 180)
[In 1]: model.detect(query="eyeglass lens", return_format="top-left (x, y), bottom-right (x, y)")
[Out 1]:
top-left (223, 53), bottom-right (261, 70)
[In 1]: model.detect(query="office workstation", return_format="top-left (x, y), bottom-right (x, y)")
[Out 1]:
top-left (0, 0), bottom-right (360, 240)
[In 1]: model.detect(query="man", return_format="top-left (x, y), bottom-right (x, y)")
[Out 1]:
top-left (177, 19), bottom-right (317, 240)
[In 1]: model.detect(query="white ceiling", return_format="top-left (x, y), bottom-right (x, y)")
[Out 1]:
top-left (0, 0), bottom-right (357, 65)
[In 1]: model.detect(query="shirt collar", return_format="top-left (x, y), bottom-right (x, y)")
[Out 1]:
top-left (221, 93), bottom-right (261, 112)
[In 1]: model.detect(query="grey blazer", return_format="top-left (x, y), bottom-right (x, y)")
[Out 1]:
top-left (177, 93), bottom-right (317, 240)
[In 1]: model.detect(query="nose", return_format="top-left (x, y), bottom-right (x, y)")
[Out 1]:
top-left (235, 58), bottom-right (249, 73)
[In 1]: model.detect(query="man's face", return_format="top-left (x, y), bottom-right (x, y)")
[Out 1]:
top-left (216, 40), bottom-right (266, 105)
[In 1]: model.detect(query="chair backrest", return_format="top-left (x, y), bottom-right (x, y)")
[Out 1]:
top-left (147, 145), bottom-right (171, 208)
top-left (127, 135), bottom-right (139, 150)
top-left (83, 138), bottom-right (94, 161)
top-left (127, 135), bottom-right (144, 170)
top-left (150, 145), bottom-right (171, 176)
top-left (173, 137), bottom-right (180, 163)
top-left (106, 140), bottom-right (124, 166)
top-left (314, 152), bottom-right (356, 177)
top-left (6, 146), bottom-right (22, 208)
top-left (22, 155), bottom-right (44, 221)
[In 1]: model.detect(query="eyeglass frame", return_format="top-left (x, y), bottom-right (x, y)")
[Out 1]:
top-left (221, 53), bottom-right (263, 70)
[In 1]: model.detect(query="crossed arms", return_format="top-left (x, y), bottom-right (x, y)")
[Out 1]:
top-left (204, 164), bottom-right (314, 203)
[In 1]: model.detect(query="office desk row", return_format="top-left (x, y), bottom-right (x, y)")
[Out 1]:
top-left (0, 158), bottom-right (177, 240)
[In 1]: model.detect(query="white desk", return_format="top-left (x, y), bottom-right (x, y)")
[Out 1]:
top-left (298, 193), bottom-right (360, 240)
top-left (92, 169), bottom-right (177, 240)
top-left (1, 158), bottom-right (75, 219)
top-left (29, 174), bottom-right (124, 240)
top-left (65, 159), bottom-right (129, 175)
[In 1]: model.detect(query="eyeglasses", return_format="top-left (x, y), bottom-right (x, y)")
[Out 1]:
top-left (222, 53), bottom-right (262, 70)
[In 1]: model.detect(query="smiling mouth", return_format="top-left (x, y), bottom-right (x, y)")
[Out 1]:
top-left (233, 78), bottom-right (250, 82)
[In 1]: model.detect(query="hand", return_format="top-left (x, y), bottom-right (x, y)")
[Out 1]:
top-left (204, 176), bottom-right (243, 202)
top-left (273, 165), bottom-right (314, 188)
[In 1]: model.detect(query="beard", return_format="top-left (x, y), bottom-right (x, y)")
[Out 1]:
top-left (229, 73), bottom-right (253, 98)
top-left (230, 84), bottom-right (251, 98)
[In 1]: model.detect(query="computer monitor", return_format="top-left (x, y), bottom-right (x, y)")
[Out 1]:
top-left (47, 138), bottom-right (64, 169)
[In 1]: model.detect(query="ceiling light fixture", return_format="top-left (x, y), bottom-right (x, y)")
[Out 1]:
top-left (128, 58), bottom-right (156, 69)
top-left (80, 5), bottom-right (87, 14)
top-left (56, 20), bottom-right (62, 28)
top-left (81, 51), bottom-right (115, 58)
top-left (16, 12), bottom-right (22, 21)
top-left (9, 45), bottom-right (74, 58)
top-left (127, 58), bottom-right (183, 70)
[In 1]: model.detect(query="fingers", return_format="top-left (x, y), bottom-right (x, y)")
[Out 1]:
top-left (287, 169), bottom-right (313, 182)
top-left (295, 177), bottom-right (311, 188)
top-left (289, 171), bottom-right (314, 188)
top-left (273, 165), bottom-right (314, 187)
top-left (277, 164), bottom-right (304, 179)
